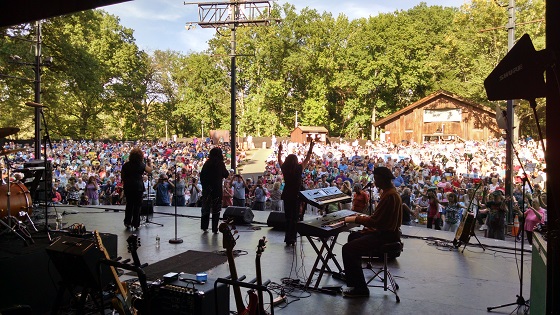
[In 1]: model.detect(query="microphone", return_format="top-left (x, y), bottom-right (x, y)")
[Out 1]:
top-left (25, 101), bottom-right (48, 108)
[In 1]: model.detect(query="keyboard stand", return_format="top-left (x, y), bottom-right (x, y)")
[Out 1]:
top-left (303, 234), bottom-right (344, 291)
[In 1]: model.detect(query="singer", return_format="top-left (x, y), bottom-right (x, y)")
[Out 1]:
top-left (121, 147), bottom-right (153, 230)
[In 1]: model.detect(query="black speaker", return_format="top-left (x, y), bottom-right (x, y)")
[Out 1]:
top-left (223, 206), bottom-right (254, 224)
top-left (141, 198), bottom-right (154, 216)
top-left (267, 211), bottom-right (286, 230)
top-left (45, 235), bottom-right (116, 288)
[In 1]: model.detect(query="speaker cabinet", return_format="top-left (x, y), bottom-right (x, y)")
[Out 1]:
top-left (223, 206), bottom-right (254, 224)
top-left (267, 211), bottom-right (286, 230)
top-left (46, 234), bottom-right (116, 288)
top-left (141, 198), bottom-right (154, 216)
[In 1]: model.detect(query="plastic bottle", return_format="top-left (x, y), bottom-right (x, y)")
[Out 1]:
top-left (156, 235), bottom-right (160, 248)
top-left (55, 214), bottom-right (63, 230)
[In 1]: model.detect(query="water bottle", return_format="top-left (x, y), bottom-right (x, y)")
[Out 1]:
top-left (156, 235), bottom-right (160, 248)
top-left (55, 214), bottom-right (63, 230)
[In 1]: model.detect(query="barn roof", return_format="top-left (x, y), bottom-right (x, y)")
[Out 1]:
top-left (374, 90), bottom-right (495, 127)
top-left (293, 126), bottom-right (329, 133)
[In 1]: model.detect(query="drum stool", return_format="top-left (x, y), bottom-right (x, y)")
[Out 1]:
top-left (363, 241), bottom-right (402, 302)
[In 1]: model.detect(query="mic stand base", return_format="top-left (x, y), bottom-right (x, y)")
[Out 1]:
top-left (169, 238), bottom-right (183, 244)
top-left (487, 295), bottom-right (530, 313)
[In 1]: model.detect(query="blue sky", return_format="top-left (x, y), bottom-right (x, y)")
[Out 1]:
top-left (101, 0), bottom-right (469, 53)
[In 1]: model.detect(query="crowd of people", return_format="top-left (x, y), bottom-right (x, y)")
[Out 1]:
top-left (0, 135), bottom-right (547, 240)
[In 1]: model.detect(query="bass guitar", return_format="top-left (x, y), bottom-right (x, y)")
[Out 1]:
top-left (93, 230), bottom-right (135, 315)
top-left (254, 237), bottom-right (269, 315)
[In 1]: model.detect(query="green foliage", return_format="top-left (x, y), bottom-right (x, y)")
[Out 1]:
top-left (0, 1), bottom-right (546, 140)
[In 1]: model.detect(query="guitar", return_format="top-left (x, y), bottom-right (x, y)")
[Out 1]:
top-left (126, 234), bottom-right (141, 267)
top-left (454, 184), bottom-right (484, 247)
top-left (255, 237), bottom-right (269, 315)
top-left (93, 230), bottom-right (135, 315)
top-left (219, 221), bottom-right (246, 315)
top-left (241, 236), bottom-right (269, 315)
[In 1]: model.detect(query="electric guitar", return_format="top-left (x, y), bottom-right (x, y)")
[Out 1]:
top-left (255, 237), bottom-right (269, 315)
top-left (126, 234), bottom-right (142, 267)
top-left (93, 230), bottom-right (135, 315)
top-left (219, 221), bottom-right (247, 315)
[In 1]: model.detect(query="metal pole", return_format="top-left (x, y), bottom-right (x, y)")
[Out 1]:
top-left (505, 0), bottom-right (515, 222)
top-left (546, 1), bottom-right (560, 312)
top-left (230, 15), bottom-right (237, 172)
top-left (34, 21), bottom-right (42, 160)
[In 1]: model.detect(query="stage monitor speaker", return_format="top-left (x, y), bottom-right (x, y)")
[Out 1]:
top-left (45, 235), bottom-right (116, 288)
top-left (223, 206), bottom-right (254, 224)
top-left (141, 198), bottom-right (154, 216)
top-left (267, 211), bottom-right (286, 230)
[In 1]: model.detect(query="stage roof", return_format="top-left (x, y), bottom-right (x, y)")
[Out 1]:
top-left (0, 0), bottom-right (131, 28)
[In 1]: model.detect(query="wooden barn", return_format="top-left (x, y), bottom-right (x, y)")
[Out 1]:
top-left (374, 91), bottom-right (501, 143)
top-left (290, 126), bottom-right (329, 144)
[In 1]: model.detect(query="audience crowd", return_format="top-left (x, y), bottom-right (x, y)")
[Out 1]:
top-left (1, 135), bottom-right (547, 241)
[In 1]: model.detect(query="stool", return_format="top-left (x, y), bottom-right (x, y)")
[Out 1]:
top-left (364, 241), bottom-right (402, 302)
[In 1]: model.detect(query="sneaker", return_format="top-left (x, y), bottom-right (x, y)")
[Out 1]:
top-left (414, 219), bottom-right (419, 223)
top-left (479, 224), bottom-right (488, 231)
top-left (342, 287), bottom-right (370, 298)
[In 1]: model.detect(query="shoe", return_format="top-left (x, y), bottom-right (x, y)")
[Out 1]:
top-left (285, 242), bottom-right (295, 246)
top-left (202, 229), bottom-right (208, 233)
top-left (479, 224), bottom-right (488, 231)
top-left (124, 224), bottom-right (131, 229)
top-left (414, 219), bottom-right (419, 223)
top-left (342, 287), bottom-right (370, 298)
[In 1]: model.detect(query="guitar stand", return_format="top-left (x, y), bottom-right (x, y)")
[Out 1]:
top-left (453, 218), bottom-right (486, 253)
top-left (303, 235), bottom-right (344, 294)
top-left (214, 275), bottom-right (275, 315)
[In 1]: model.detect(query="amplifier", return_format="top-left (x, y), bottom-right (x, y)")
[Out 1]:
top-left (149, 274), bottom-right (229, 315)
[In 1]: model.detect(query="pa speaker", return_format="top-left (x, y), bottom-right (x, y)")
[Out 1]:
top-left (46, 235), bottom-right (115, 288)
top-left (141, 198), bottom-right (154, 216)
top-left (223, 206), bottom-right (254, 224)
top-left (267, 211), bottom-right (286, 230)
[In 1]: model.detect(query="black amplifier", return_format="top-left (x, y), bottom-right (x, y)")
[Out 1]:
top-left (149, 274), bottom-right (229, 315)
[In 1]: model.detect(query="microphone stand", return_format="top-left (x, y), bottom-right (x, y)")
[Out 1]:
top-left (364, 182), bottom-right (374, 215)
top-left (169, 166), bottom-right (183, 244)
top-left (487, 109), bottom-right (533, 313)
top-left (142, 164), bottom-right (162, 227)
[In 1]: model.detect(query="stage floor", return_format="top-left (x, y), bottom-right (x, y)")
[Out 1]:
top-left (1, 204), bottom-right (533, 314)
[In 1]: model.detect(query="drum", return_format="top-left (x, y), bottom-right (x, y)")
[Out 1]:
top-left (0, 182), bottom-right (33, 219)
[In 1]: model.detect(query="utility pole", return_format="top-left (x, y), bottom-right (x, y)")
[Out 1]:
top-left (184, 0), bottom-right (278, 172)
top-left (34, 21), bottom-right (42, 160)
top-left (505, 0), bottom-right (515, 222)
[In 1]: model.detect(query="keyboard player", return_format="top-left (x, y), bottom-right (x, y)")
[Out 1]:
top-left (341, 166), bottom-right (402, 298)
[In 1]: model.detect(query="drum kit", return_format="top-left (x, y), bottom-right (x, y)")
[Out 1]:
top-left (0, 127), bottom-right (37, 245)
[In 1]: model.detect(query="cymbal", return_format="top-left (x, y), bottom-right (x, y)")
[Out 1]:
top-left (0, 148), bottom-right (27, 156)
top-left (0, 127), bottom-right (20, 138)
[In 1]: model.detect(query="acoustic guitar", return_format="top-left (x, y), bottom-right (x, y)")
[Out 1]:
top-left (93, 230), bottom-right (135, 315)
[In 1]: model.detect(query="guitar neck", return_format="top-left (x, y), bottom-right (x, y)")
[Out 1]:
top-left (226, 248), bottom-right (246, 314)
top-left (256, 252), bottom-right (266, 314)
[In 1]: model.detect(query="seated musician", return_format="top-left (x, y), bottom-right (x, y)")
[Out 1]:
top-left (341, 166), bottom-right (402, 298)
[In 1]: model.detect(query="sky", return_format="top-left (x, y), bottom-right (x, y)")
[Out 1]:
top-left (101, 0), bottom-right (469, 54)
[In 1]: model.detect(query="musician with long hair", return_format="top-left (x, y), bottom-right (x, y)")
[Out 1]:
top-left (121, 147), bottom-right (153, 230)
top-left (277, 139), bottom-right (315, 246)
top-left (199, 147), bottom-right (229, 233)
